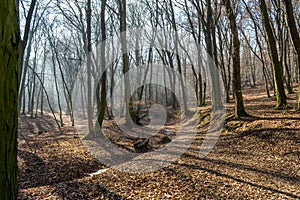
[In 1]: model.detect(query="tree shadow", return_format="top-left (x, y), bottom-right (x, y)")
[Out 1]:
top-left (183, 154), bottom-right (300, 184)
top-left (256, 116), bottom-right (300, 121)
top-left (175, 161), bottom-right (300, 199)
top-left (236, 128), bottom-right (300, 141)
top-left (53, 181), bottom-right (127, 200)
top-left (18, 150), bottom-right (102, 189)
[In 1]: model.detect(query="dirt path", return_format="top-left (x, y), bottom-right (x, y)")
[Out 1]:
top-left (18, 84), bottom-right (300, 199)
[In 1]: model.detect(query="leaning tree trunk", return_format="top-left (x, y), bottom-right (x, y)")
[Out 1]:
top-left (259, 0), bottom-right (287, 109)
top-left (283, 0), bottom-right (300, 111)
top-left (224, 0), bottom-right (248, 118)
top-left (0, 0), bottom-right (19, 199)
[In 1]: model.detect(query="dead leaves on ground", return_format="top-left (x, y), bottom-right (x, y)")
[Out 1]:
top-left (18, 85), bottom-right (300, 199)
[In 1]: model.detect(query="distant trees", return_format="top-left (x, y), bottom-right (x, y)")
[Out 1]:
top-left (16, 0), bottom-right (300, 128)
top-left (0, 0), bottom-right (19, 199)
top-left (18, 0), bottom-right (37, 108)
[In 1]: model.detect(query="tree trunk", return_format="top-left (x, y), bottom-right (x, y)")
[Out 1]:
top-left (283, 0), bottom-right (300, 110)
top-left (259, 0), bottom-right (287, 109)
top-left (97, 0), bottom-right (107, 127)
top-left (284, 35), bottom-right (294, 94)
top-left (86, 0), bottom-right (94, 135)
top-left (204, 0), bottom-right (223, 110)
top-left (118, 0), bottom-right (134, 125)
top-left (169, 0), bottom-right (188, 113)
top-left (0, 0), bottom-right (19, 198)
top-left (224, 0), bottom-right (248, 118)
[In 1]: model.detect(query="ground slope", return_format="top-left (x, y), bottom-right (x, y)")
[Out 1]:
top-left (18, 85), bottom-right (300, 199)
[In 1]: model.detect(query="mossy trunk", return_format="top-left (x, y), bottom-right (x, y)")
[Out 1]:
top-left (0, 0), bottom-right (19, 199)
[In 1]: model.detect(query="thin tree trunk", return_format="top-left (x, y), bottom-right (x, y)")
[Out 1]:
top-left (30, 45), bottom-right (38, 118)
top-left (28, 66), bottom-right (61, 130)
top-left (284, 35), bottom-right (294, 94)
top-left (52, 54), bottom-right (63, 127)
top-left (19, 29), bottom-right (34, 114)
top-left (86, 0), bottom-right (94, 136)
top-left (169, 0), bottom-right (188, 113)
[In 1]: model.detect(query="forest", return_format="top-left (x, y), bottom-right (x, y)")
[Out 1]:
top-left (0, 0), bottom-right (299, 199)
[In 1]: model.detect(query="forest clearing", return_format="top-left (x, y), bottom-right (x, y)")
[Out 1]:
top-left (17, 84), bottom-right (300, 199)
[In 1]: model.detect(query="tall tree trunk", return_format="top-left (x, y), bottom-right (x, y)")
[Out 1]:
top-left (218, 25), bottom-right (230, 103)
top-left (259, 0), bottom-right (287, 109)
top-left (0, 0), bottom-right (19, 198)
top-left (86, 0), bottom-right (94, 135)
top-left (169, 0), bottom-right (188, 113)
top-left (224, 0), bottom-right (248, 118)
top-left (30, 45), bottom-right (38, 118)
top-left (52, 54), bottom-right (63, 127)
top-left (97, 0), bottom-right (107, 127)
top-left (205, 0), bottom-right (223, 110)
top-left (283, 0), bottom-right (300, 111)
top-left (118, 0), bottom-right (133, 125)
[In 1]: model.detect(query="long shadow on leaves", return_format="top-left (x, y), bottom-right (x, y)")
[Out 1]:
top-left (18, 150), bottom-right (102, 189)
top-left (53, 181), bottom-right (127, 200)
top-left (176, 161), bottom-right (300, 199)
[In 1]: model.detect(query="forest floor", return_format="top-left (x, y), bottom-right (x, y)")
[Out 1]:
top-left (18, 83), bottom-right (300, 199)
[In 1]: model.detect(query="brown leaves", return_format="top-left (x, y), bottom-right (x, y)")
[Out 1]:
top-left (18, 84), bottom-right (300, 199)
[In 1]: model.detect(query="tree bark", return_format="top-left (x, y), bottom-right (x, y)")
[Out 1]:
top-left (0, 0), bottom-right (19, 198)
